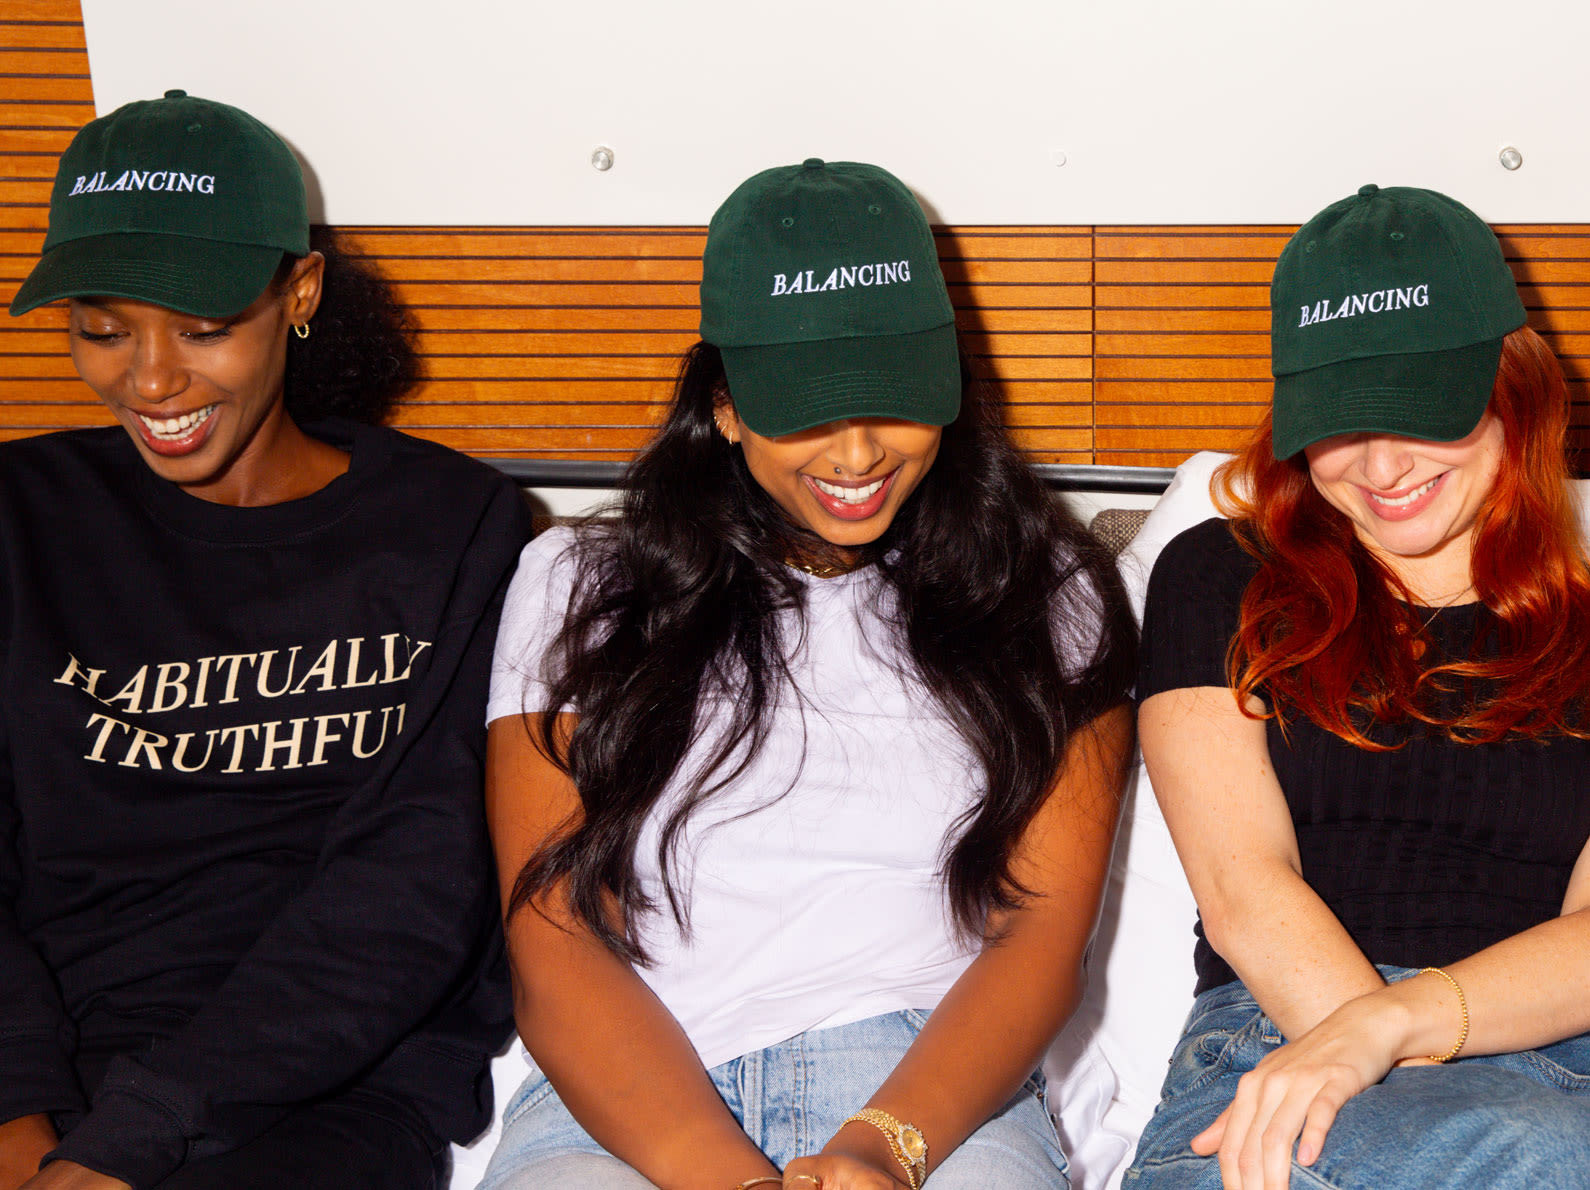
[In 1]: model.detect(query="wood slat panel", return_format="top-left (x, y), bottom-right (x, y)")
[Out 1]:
top-left (0, 82), bottom-right (94, 110)
top-left (1096, 354), bottom-right (1271, 381)
top-left (1095, 285), bottom-right (1272, 309)
top-left (0, 128), bottom-right (76, 156)
top-left (0, 49), bottom-right (89, 73)
top-left (1095, 259), bottom-right (1276, 285)
top-left (1093, 224), bottom-right (1277, 465)
top-left (381, 257), bottom-right (704, 283)
top-left (1096, 380), bottom-right (1270, 404)
top-left (1094, 234), bottom-right (1293, 260)
top-left (419, 307), bottom-right (703, 331)
top-left (962, 309), bottom-right (1091, 332)
top-left (0, 4), bottom-right (83, 449)
top-left (343, 230), bottom-right (708, 257)
top-left (1096, 308), bottom-right (1270, 333)
top-left (1097, 402), bottom-right (1268, 428)
top-left (0, 155), bottom-right (62, 180)
top-left (945, 284), bottom-right (1092, 308)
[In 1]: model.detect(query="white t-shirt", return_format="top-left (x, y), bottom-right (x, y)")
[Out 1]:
top-left (488, 527), bottom-right (1101, 1070)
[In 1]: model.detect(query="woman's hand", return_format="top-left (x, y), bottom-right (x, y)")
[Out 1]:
top-left (17, 1162), bottom-right (130, 1190)
top-left (779, 1153), bottom-right (911, 1189)
top-left (780, 1118), bottom-right (916, 1190)
top-left (1, 1114), bottom-right (58, 1190)
top-left (1191, 994), bottom-right (1408, 1190)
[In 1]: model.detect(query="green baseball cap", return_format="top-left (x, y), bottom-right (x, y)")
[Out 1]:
top-left (10, 89), bottom-right (308, 318)
top-left (1269, 184), bottom-right (1526, 459)
top-left (699, 159), bottom-right (960, 438)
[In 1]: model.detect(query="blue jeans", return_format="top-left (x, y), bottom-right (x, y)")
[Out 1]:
top-left (476, 1009), bottom-right (1069, 1188)
top-left (1124, 966), bottom-right (1590, 1189)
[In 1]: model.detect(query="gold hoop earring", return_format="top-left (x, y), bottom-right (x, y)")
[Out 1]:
top-left (292, 322), bottom-right (311, 340)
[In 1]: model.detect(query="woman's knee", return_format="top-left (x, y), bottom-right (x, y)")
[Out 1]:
top-left (1285, 1065), bottom-right (1590, 1188)
top-left (925, 1088), bottom-right (1070, 1188)
top-left (477, 1151), bottom-right (659, 1190)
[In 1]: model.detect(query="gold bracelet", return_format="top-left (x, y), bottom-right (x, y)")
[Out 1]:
top-left (734, 1179), bottom-right (782, 1189)
top-left (843, 1107), bottom-right (927, 1189)
top-left (1420, 966), bottom-right (1470, 1063)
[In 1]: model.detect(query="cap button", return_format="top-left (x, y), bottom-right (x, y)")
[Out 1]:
top-left (1357, 183), bottom-right (1380, 197)
top-left (164, 88), bottom-right (188, 99)
top-left (802, 157), bottom-right (824, 169)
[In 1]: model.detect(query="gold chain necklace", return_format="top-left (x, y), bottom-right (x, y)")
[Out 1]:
top-left (1405, 585), bottom-right (1476, 659)
top-left (785, 556), bottom-right (857, 579)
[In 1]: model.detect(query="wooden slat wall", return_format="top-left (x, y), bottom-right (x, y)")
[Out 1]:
top-left (1, 1), bottom-right (91, 441)
top-left (4, 5), bottom-right (1589, 470)
top-left (356, 225), bottom-right (1095, 463)
top-left (1092, 225), bottom-right (1590, 466)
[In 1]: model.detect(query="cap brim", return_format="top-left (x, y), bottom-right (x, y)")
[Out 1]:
top-left (1271, 337), bottom-right (1504, 459)
top-left (9, 232), bottom-right (286, 317)
top-left (721, 323), bottom-right (961, 438)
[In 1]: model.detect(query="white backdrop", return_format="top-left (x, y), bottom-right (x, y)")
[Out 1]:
top-left (81, 0), bottom-right (1582, 226)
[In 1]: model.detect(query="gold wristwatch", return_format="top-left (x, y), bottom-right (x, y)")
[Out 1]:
top-left (844, 1107), bottom-right (928, 1189)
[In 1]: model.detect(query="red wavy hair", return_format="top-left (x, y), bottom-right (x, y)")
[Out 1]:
top-left (1215, 326), bottom-right (1590, 747)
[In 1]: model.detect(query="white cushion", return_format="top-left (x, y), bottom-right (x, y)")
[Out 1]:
top-left (1050, 451), bottom-right (1229, 1190)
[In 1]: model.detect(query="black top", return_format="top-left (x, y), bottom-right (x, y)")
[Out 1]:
top-left (0, 421), bottom-right (531, 1187)
top-left (1139, 517), bottom-right (1590, 995)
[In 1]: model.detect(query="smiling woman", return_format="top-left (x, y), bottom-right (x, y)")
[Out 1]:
top-left (1125, 186), bottom-right (1590, 1190)
top-left (1300, 413), bottom-right (1506, 605)
top-left (63, 263), bottom-right (340, 506)
top-left (480, 160), bottom-right (1138, 1190)
top-left (717, 412), bottom-right (943, 556)
top-left (0, 91), bottom-right (530, 1190)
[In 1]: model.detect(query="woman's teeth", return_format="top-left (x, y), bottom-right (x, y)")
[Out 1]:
top-left (139, 405), bottom-right (215, 441)
top-left (1369, 476), bottom-right (1439, 507)
top-left (813, 476), bottom-right (885, 504)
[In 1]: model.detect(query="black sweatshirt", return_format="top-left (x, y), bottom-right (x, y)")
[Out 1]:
top-left (0, 420), bottom-right (530, 1188)
top-left (1139, 517), bottom-right (1590, 995)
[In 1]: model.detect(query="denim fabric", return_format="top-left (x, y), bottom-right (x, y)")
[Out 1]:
top-left (477, 1009), bottom-right (1069, 1189)
top-left (1123, 966), bottom-right (1590, 1189)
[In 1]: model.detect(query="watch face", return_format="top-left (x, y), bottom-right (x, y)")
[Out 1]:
top-left (900, 1128), bottom-right (927, 1162)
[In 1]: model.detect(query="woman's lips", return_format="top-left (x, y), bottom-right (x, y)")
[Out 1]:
top-left (1361, 470), bottom-right (1447, 522)
top-left (803, 469), bottom-right (897, 521)
top-left (130, 404), bottom-right (219, 457)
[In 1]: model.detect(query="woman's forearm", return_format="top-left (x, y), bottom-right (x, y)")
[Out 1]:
top-left (1141, 686), bottom-right (1385, 1040)
top-left (825, 705), bottom-right (1134, 1178)
top-left (1197, 858), bottom-right (1386, 1040)
top-left (488, 718), bottom-right (773, 1189)
top-left (1, 1114), bottom-right (57, 1190)
top-left (508, 917), bottom-right (776, 1189)
top-left (824, 909), bottom-right (1087, 1178)
top-left (1342, 907), bottom-right (1590, 1064)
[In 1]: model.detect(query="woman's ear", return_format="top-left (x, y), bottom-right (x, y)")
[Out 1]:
top-left (283, 250), bottom-right (326, 328)
top-left (713, 399), bottom-right (742, 445)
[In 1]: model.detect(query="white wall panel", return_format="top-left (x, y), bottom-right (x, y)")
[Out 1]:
top-left (81, 0), bottom-right (1580, 225)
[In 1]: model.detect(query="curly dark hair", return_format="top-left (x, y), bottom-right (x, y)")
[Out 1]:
top-left (509, 340), bottom-right (1138, 962)
top-left (277, 227), bottom-right (420, 424)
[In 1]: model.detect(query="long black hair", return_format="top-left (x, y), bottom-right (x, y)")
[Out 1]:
top-left (278, 227), bottom-right (420, 423)
top-left (511, 341), bottom-right (1136, 961)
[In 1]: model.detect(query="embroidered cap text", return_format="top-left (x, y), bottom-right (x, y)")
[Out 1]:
top-left (68, 169), bottom-right (216, 196)
top-left (1299, 283), bottom-right (1429, 328)
top-left (771, 260), bottom-right (912, 297)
